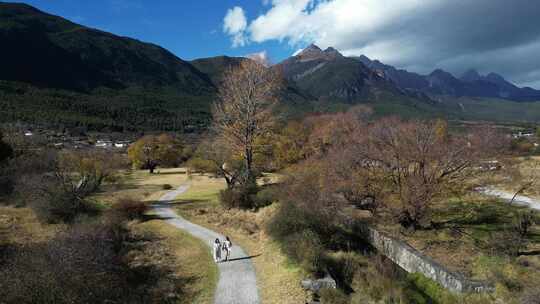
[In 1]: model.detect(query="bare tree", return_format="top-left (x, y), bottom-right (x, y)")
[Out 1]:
top-left (212, 59), bottom-right (283, 184)
top-left (508, 160), bottom-right (539, 205)
top-left (357, 118), bottom-right (482, 229)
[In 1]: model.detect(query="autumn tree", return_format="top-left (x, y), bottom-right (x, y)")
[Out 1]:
top-left (19, 150), bottom-right (126, 223)
top-left (128, 134), bottom-right (184, 173)
top-left (273, 120), bottom-right (312, 168)
top-left (212, 60), bottom-right (283, 185)
top-left (189, 136), bottom-right (243, 189)
top-left (360, 118), bottom-right (487, 229)
top-left (58, 150), bottom-right (126, 195)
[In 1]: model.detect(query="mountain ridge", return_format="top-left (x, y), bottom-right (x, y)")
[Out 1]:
top-left (0, 1), bottom-right (215, 94)
top-left (355, 53), bottom-right (540, 101)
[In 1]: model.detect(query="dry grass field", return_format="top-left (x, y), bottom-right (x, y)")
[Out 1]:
top-left (1, 168), bottom-right (218, 304)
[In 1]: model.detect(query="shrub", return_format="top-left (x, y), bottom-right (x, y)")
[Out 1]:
top-left (319, 288), bottom-right (349, 304)
top-left (219, 182), bottom-right (259, 209)
top-left (267, 201), bottom-right (335, 247)
top-left (0, 215), bottom-right (188, 303)
top-left (253, 185), bottom-right (278, 208)
top-left (162, 184), bottom-right (173, 190)
top-left (0, 221), bottom-right (131, 303)
top-left (112, 197), bottom-right (149, 221)
top-left (283, 230), bottom-right (325, 274)
top-left (487, 228), bottom-right (527, 257)
top-left (405, 273), bottom-right (459, 304)
top-left (29, 183), bottom-right (100, 223)
top-left (521, 287), bottom-right (540, 304)
top-left (186, 157), bottom-right (217, 173)
top-left (325, 252), bottom-right (359, 289)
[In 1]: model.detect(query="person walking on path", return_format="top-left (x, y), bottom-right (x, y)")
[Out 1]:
top-left (222, 236), bottom-right (232, 262)
top-left (213, 238), bottom-right (222, 263)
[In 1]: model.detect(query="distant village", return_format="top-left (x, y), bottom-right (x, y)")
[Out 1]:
top-left (17, 127), bottom-right (136, 151)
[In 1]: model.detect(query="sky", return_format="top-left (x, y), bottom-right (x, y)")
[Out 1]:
top-left (8, 0), bottom-right (540, 88)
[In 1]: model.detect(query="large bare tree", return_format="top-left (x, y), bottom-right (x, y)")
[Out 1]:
top-left (212, 59), bottom-right (283, 184)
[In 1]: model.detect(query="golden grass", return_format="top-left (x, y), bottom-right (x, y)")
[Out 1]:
top-left (0, 206), bottom-right (63, 246)
top-left (173, 173), bottom-right (307, 304)
top-left (131, 219), bottom-right (218, 304)
top-left (92, 168), bottom-right (190, 205)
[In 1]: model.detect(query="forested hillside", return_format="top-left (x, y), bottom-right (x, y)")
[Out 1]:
top-left (0, 2), bottom-right (215, 131)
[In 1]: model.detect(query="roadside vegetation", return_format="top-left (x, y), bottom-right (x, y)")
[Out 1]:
top-left (0, 131), bottom-right (217, 303)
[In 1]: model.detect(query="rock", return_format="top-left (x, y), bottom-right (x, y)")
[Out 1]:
top-left (301, 275), bottom-right (337, 292)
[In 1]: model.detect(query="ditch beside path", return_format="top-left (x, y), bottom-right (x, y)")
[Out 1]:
top-left (153, 185), bottom-right (260, 304)
top-left (478, 187), bottom-right (540, 211)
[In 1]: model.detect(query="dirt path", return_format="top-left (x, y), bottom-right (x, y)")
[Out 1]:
top-left (478, 187), bottom-right (540, 211)
top-left (153, 185), bottom-right (260, 304)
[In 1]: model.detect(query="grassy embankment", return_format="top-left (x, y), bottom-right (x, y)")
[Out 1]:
top-left (371, 191), bottom-right (540, 302)
top-left (172, 173), bottom-right (307, 304)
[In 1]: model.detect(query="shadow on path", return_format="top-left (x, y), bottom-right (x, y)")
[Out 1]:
top-left (225, 254), bottom-right (262, 263)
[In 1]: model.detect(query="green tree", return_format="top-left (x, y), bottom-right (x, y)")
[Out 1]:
top-left (273, 121), bottom-right (312, 168)
top-left (127, 134), bottom-right (184, 173)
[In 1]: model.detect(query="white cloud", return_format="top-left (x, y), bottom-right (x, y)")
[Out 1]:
top-left (247, 0), bottom-right (428, 47)
top-left (222, 0), bottom-right (540, 87)
top-left (245, 50), bottom-right (270, 66)
top-left (223, 6), bottom-right (248, 47)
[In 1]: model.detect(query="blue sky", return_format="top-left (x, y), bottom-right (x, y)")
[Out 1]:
top-left (9, 0), bottom-right (298, 62)
top-left (6, 0), bottom-right (540, 88)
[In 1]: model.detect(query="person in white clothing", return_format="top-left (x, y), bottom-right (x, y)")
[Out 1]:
top-left (222, 236), bottom-right (232, 262)
top-left (213, 238), bottom-right (222, 263)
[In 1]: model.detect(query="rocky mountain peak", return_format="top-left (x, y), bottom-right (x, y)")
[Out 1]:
top-left (461, 69), bottom-right (481, 82)
top-left (486, 72), bottom-right (505, 82)
top-left (294, 44), bottom-right (346, 61)
top-left (297, 44), bottom-right (323, 57)
top-left (430, 69), bottom-right (456, 80)
top-left (323, 47), bottom-right (343, 59)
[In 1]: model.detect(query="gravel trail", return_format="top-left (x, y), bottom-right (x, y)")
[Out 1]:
top-left (153, 185), bottom-right (260, 304)
top-left (478, 187), bottom-right (540, 211)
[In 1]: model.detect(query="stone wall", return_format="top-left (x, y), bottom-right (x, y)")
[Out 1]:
top-left (361, 226), bottom-right (493, 293)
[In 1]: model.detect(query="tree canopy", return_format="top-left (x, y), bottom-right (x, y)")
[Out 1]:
top-left (127, 134), bottom-right (185, 173)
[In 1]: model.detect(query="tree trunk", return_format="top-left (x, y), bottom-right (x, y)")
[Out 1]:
top-left (244, 147), bottom-right (255, 185)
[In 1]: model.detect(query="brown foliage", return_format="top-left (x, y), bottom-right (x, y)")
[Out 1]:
top-left (212, 60), bottom-right (283, 184)
top-left (277, 112), bottom-right (503, 229)
top-left (328, 117), bottom-right (497, 229)
top-left (112, 197), bottom-right (149, 221)
top-left (0, 213), bottom-right (187, 303)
